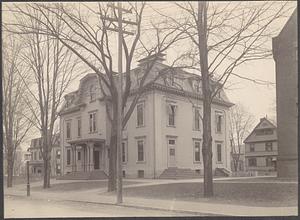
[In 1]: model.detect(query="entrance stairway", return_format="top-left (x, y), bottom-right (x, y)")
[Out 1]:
top-left (159, 167), bottom-right (202, 179)
top-left (57, 170), bottom-right (108, 180)
top-left (214, 167), bottom-right (232, 177)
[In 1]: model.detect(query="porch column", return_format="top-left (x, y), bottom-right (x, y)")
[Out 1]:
top-left (73, 144), bottom-right (77, 172)
top-left (71, 144), bottom-right (74, 172)
top-left (87, 142), bottom-right (94, 171)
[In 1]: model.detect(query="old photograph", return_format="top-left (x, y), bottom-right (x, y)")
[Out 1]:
top-left (2, 1), bottom-right (298, 218)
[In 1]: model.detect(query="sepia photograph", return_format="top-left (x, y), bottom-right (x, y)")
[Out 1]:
top-left (2, 1), bottom-right (298, 218)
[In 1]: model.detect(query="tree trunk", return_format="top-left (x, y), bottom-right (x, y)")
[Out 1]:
top-left (43, 157), bottom-right (51, 188)
top-left (7, 157), bottom-right (14, 188)
top-left (108, 119), bottom-right (117, 192)
top-left (202, 96), bottom-right (213, 197)
top-left (198, 1), bottom-right (213, 197)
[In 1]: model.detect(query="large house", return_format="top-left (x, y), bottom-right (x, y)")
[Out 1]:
top-left (28, 134), bottom-right (61, 176)
top-left (59, 54), bottom-right (234, 179)
top-left (272, 8), bottom-right (298, 177)
top-left (244, 117), bottom-right (278, 174)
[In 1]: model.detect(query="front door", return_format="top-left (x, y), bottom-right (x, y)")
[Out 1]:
top-left (168, 139), bottom-right (176, 167)
top-left (94, 150), bottom-right (100, 170)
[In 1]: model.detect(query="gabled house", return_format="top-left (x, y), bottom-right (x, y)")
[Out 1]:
top-left (244, 117), bottom-right (278, 174)
top-left (59, 54), bottom-right (234, 179)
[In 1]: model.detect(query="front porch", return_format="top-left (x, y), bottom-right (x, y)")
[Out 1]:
top-left (65, 138), bottom-right (107, 174)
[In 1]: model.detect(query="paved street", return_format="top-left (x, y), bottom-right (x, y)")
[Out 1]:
top-left (5, 195), bottom-right (196, 218)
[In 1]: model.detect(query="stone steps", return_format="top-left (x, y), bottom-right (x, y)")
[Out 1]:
top-left (159, 168), bottom-right (202, 179)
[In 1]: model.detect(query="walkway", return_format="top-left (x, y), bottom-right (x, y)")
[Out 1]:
top-left (4, 176), bottom-right (298, 216)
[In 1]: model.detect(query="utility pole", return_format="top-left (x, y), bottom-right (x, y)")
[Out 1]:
top-left (116, 1), bottom-right (123, 204)
top-left (104, 2), bottom-right (137, 204)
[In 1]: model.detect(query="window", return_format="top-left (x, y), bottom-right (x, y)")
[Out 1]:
top-left (216, 143), bottom-right (222, 162)
top-left (34, 151), bottom-right (37, 161)
top-left (194, 107), bottom-right (201, 130)
top-left (90, 85), bottom-right (96, 102)
top-left (77, 151), bottom-right (81, 160)
top-left (122, 141), bottom-right (127, 163)
top-left (167, 104), bottom-right (176, 126)
top-left (67, 149), bottom-right (71, 165)
top-left (39, 152), bottom-right (42, 160)
top-left (216, 113), bottom-right (223, 133)
top-left (56, 150), bottom-right (61, 159)
top-left (256, 128), bottom-right (274, 135)
top-left (138, 170), bottom-right (144, 178)
top-left (250, 144), bottom-right (255, 152)
top-left (193, 81), bottom-right (201, 93)
top-left (194, 140), bottom-right (201, 162)
top-left (107, 149), bottom-right (110, 159)
top-left (165, 74), bottom-right (174, 86)
top-left (248, 158), bottom-right (257, 167)
top-left (89, 112), bottom-right (97, 133)
top-left (265, 142), bottom-right (273, 151)
top-left (266, 157), bottom-right (272, 166)
top-left (77, 118), bottom-right (81, 137)
top-left (122, 170), bottom-right (126, 178)
top-left (66, 121), bottom-right (71, 139)
top-left (137, 103), bottom-right (144, 127)
top-left (137, 140), bottom-right (145, 162)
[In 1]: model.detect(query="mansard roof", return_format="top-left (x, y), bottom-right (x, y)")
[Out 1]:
top-left (59, 59), bottom-right (234, 115)
top-left (244, 117), bottom-right (277, 143)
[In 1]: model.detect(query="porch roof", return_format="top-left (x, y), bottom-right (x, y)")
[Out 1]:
top-left (67, 138), bottom-right (105, 145)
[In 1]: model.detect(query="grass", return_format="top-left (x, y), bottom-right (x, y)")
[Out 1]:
top-left (3, 176), bottom-right (44, 186)
top-left (116, 182), bottom-right (297, 207)
top-left (31, 180), bottom-right (140, 192)
top-left (217, 176), bottom-right (298, 183)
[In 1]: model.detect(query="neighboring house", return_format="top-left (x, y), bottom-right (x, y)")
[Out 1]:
top-left (230, 144), bottom-right (245, 172)
top-left (272, 8), bottom-right (298, 177)
top-left (59, 53), bottom-right (234, 179)
top-left (244, 117), bottom-right (278, 174)
top-left (28, 134), bottom-right (61, 176)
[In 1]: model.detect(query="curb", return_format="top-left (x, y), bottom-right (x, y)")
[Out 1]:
top-left (5, 193), bottom-right (220, 216)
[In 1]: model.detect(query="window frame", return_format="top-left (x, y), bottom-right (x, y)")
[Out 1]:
top-left (66, 120), bottom-right (72, 139)
top-left (89, 84), bottom-right (96, 102)
top-left (193, 107), bottom-right (201, 131)
top-left (77, 117), bottom-right (81, 137)
top-left (89, 112), bottom-right (97, 133)
top-left (216, 142), bottom-right (222, 163)
top-left (67, 149), bottom-right (71, 165)
top-left (250, 143), bottom-right (255, 152)
top-left (136, 102), bottom-right (145, 127)
top-left (167, 103), bottom-right (177, 127)
top-left (137, 139), bottom-right (145, 163)
top-left (215, 112), bottom-right (223, 133)
top-left (248, 157), bottom-right (257, 167)
top-left (193, 139), bottom-right (201, 163)
top-left (122, 140), bottom-right (128, 163)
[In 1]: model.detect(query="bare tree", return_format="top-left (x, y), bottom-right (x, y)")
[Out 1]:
top-left (5, 2), bottom-right (186, 193)
top-left (155, 1), bottom-right (295, 196)
top-left (229, 104), bottom-right (254, 172)
top-left (4, 6), bottom-right (82, 188)
top-left (2, 35), bottom-right (33, 187)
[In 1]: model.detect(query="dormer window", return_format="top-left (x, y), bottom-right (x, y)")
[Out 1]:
top-left (193, 81), bottom-right (201, 93)
top-left (90, 85), bottom-right (96, 102)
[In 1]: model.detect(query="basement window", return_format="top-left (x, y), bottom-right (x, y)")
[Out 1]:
top-left (138, 170), bottom-right (144, 178)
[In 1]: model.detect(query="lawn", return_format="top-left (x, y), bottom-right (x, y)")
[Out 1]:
top-left (3, 176), bottom-right (44, 186)
top-left (117, 182), bottom-right (297, 207)
top-left (31, 180), bottom-right (140, 192)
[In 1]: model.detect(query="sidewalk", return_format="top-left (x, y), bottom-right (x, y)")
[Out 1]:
top-left (4, 178), bottom-right (298, 217)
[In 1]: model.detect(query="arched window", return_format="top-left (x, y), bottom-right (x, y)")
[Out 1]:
top-left (90, 85), bottom-right (96, 101)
